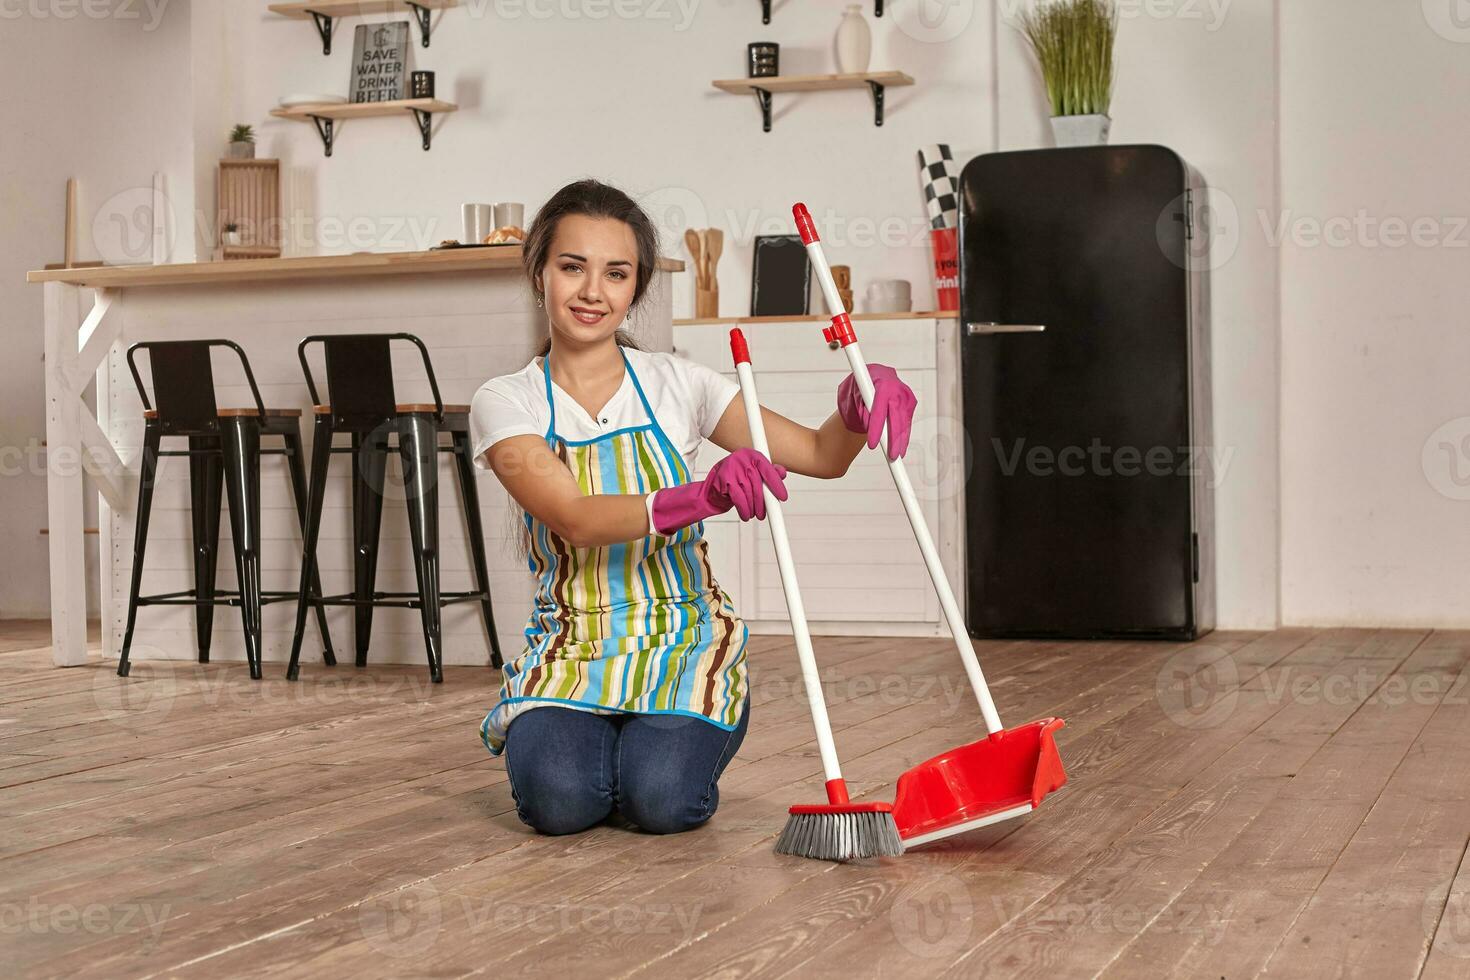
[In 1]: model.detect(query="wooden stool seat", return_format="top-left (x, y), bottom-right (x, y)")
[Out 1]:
top-left (144, 408), bottom-right (303, 419)
top-left (311, 403), bottom-right (469, 415)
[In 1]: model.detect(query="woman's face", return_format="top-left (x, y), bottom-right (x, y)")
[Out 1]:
top-left (537, 214), bottom-right (640, 350)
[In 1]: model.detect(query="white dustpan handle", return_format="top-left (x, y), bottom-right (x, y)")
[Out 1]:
top-left (733, 352), bottom-right (846, 785)
top-left (799, 210), bottom-right (1005, 735)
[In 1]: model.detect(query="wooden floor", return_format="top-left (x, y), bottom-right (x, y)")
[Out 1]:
top-left (4, 623), bottom-right (1470, 979)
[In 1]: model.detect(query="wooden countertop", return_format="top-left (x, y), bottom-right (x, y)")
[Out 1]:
top-left (27, 248), bottom-right (686, 289)
top-left (674, 310), bottom-right (957, 326)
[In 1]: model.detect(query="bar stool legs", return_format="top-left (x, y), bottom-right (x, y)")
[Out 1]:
top-left (287, 414), bottom-right (335, 682)
top-left (451, 429), bottom-right (503, 669)
top-left (117, 421), bottom-right (163, 677)
top-left (400, 413), bottom-right (444, 683)
top-left (220, 416), bottom-right (264, 679)
top-left (187, 435), bottom-right (223, 664)
top-left (351, 430), bottom-right (388, 668)
top-left (282, 425), bottom-right (337, 668)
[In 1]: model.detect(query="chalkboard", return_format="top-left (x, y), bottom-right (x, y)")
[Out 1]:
top-left (750, 235), bottom-right (811, 317)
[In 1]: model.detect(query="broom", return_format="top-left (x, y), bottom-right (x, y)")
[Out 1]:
top-left (729, 328), bottom-right (903, 861)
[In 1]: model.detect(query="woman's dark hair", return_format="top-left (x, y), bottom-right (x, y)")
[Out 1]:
top-left (523, 178), bottom-right (657, 357)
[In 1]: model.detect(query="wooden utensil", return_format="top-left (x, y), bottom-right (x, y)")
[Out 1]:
top-left (685, 228), bottom-right (705, 288)
top-left (706, 228), bottom-right (723, 281)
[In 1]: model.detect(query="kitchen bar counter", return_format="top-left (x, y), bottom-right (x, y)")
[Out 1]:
top-left (31, 250), bottom-right (681, 669)
top-left (29, 247), bottom-right (684, 289)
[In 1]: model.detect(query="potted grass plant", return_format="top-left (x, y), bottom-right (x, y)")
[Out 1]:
top-left (1017, 0), bottom-right (1118, 147)
top-left (228, 123), bottom-right (256, 159)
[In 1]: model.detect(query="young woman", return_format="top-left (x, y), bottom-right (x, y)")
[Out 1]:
top-left (469, 178), bottom-right (918, 837)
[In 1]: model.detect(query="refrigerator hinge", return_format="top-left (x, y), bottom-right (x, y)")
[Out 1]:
top-left (1183, 189), bottom-right (1195, 239)
top-left (1192, 532), bottom-right (1200, 583)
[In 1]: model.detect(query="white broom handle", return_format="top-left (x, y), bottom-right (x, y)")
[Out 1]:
top-left (734, 359), bottom-right (845, 785)
top-left (802, 234), bottom-right (1005, 736)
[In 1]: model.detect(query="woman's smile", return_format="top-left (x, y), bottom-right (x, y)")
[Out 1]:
top-left (570, 306), bottom-right (606, 325)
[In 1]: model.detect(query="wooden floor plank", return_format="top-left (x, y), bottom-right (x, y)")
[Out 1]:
top-left (6, 621), bottom-right (1464, 980)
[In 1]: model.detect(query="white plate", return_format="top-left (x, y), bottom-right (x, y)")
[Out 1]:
top-left (279, 93), bottom-right (348, 108)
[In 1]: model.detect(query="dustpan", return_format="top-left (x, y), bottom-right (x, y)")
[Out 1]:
top-left (792, 202), bottom-right (1068, 849)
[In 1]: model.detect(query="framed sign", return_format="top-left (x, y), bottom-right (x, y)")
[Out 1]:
top-left (750, 234), bottom-right (811, 317)
top-left (349, 22), bottom-right (409, 103)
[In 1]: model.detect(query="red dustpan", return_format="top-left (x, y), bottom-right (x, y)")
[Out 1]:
top-left (792, 202), bottom-right (1068, 849)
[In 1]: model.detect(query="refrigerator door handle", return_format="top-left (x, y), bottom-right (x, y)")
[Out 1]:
top-left (966, 322), bottom-right (1047, 335)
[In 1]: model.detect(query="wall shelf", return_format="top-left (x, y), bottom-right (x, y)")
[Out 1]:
top-left (269, 98), bottom-right (457, 156)
top-left (268, 0), bottom-right (458, 55)
top-left (712, 71), bottom-right (914, 131)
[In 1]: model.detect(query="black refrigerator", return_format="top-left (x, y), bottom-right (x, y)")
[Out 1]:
top-left (958, 145), bottom-right (1214, 641)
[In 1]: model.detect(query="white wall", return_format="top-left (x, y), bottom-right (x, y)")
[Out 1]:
top-left (0, 0), bottom-right (195, 618)
top-left (6, 0), bottom-right (1468, 628)
top-left (1278, 0), bottom-right (1470, 626)
top-left (217, 0), bottom-right (996, 321)
top-left (995, 0), bottom-right (1282, 628)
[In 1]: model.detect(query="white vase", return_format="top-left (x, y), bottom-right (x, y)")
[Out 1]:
top-left (1050, 114), bottom-right (1112, 148)
top-left (835, 4), bottom-right (871, 74)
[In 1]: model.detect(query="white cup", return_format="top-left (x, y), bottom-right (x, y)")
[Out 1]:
top-left (865, 279), bottom-right (912, 314)
top-left (461, 203), bottom-right (478, 243)
top-left (493, 202), bottom-right (524, 232)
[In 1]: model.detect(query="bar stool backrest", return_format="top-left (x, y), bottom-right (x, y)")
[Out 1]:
top-left (297, 332), bottom-right (444, 432)
top-left (125, 339), bottom-right (266, 436)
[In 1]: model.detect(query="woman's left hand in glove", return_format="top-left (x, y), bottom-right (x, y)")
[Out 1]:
top-left (836, 362), bottom-right (917, 461)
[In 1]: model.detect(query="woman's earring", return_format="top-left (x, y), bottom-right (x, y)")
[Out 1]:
top-left (535, 295), bottom-right (543, 308)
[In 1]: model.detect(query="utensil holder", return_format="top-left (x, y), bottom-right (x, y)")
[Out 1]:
top-left (696, 286), bottom-right (719, 318)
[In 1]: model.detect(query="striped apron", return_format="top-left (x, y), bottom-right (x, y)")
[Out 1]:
top-left (478, 346), bottom-right (749, 756)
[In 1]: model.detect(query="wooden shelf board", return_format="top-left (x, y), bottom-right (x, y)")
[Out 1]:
top-left (268, 0), bottom-right (457, 19)
top-left (712, 71), bottom-right (914, 95)
top-left (269, 98), bottom-right (456, 121)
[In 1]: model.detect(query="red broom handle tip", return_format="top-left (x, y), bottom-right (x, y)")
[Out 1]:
top-left (729, 327), bottom-right (751, 365)
top-left (793, 203), bottom-right (818, 244)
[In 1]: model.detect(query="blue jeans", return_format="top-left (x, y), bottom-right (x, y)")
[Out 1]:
top-left (502, 701), bottom-right (750, 836)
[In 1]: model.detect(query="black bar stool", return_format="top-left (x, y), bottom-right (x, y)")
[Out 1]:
top-left (286, 333), bottom-right (503, 683)
top-left (118, 340), bottom-right (337, 680)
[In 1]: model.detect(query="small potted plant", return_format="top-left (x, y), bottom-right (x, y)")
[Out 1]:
top-left (1017, 0), bottom-right (1118, 147)
top-left (228, 123), bottom-right (256, 159)
top-left (222, 222), bottom-right (241, 246)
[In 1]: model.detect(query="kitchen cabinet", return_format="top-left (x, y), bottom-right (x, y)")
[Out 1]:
top-left (674, 315), bottom-right (964, 638)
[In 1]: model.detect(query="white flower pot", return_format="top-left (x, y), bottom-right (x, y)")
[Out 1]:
top-left (228, 140), bottom-right (255, 159)
top-left (223, 231), bottom-right (241, 246)
top-left (1050, 114), bottom-right (1111, 148)
top-left (835, 4), bottom-right (871, 74)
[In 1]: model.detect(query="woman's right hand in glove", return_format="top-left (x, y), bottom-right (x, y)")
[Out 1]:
top-left (649, 448), bottom-right (789, 535)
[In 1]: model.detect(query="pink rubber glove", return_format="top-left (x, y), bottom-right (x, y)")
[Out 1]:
top-left (837, 363), bottom-right (917, 461)
top-left (650, 448), bottom-right (789, 535)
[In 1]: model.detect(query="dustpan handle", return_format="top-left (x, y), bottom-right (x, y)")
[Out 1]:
top-left (729, 329), bottom-right (847, 790)
top-left (794, 203), bottom-right (1005, 736)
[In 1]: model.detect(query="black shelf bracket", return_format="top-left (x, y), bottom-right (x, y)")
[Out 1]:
top-left (407, 1), bottom-right (434, 46)
top-left (411, 107), bottom-right (434, 150)
top-left (762, 0), bottom-right (880, 22)
top-left (868, 79), bottom-right (886, 126)
top-left (308, 114), bottom-right (335, 156)
top-left (751, 87), bottom-right (773, 133)
top-left (307, 10), bottom-right (333, 55)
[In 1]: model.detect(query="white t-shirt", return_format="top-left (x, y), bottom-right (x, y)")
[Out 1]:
top-left (469, 346), bottom-right (741, 479)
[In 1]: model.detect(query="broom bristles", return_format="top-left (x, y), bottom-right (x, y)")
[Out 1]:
top-left (775, 809), bottom-right (905, 862)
